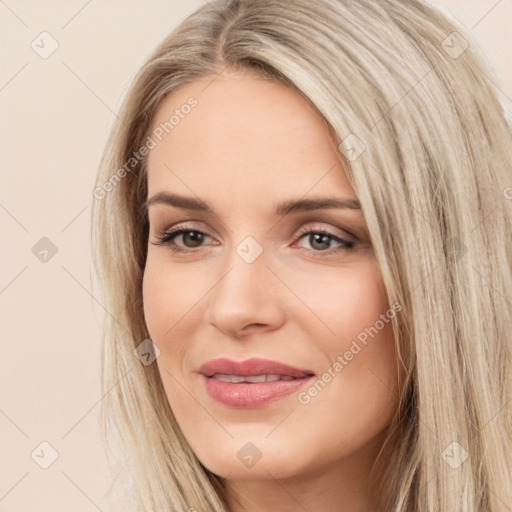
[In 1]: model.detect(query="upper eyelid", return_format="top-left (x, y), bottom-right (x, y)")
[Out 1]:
top-left (149, 206), bottom-right (365, 231)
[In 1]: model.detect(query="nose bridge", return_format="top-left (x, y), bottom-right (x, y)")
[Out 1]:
top-left (206, 232), bottom-right (284, 336)
top-left (215, 233), bottom-right (268, 302)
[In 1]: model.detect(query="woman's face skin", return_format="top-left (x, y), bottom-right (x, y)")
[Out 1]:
top-left (143, 69), bottom-right (400, 512)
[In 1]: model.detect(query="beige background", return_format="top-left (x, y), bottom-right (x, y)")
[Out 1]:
top-left (1, 1), bottom-right (510, 511)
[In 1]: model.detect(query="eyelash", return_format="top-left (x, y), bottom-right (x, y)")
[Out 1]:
top-left (151, 223), bottom-right (356, 256)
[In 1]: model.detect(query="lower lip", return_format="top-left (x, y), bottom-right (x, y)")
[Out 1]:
top-left (202, 375), bottom-right (314, 408)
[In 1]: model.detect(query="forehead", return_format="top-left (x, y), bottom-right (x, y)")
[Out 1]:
top-left (146, 70), bottom-right (354, 204)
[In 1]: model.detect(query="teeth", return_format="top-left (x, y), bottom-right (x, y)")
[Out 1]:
top-left (213, 374), bottom-right (245, 383)
top-left (244, 375), bottom-right (269, 383)
top-left (212, 373), bottom-right (295, 383)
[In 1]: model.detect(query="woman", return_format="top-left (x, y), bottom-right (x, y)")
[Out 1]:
top-left (91, 0), bottom-right (512, 510)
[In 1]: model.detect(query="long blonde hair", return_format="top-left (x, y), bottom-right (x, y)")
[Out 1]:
top-left (91, 0), bottom-right (512, 510)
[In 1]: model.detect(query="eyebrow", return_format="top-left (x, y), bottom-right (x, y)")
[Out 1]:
top-left (145, 192), bottom-right (361, 216)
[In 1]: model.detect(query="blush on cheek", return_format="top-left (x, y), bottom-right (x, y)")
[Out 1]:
top-left (142, 265), bottom-right (192, 340)
top-left (303, 273), bottom-right (390, 349)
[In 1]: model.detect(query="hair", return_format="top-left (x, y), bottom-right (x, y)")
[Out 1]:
top-left (90, 0), bottom-right (512, 510)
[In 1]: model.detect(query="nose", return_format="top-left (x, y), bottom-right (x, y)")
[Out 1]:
top-left (205, 242), bottom-right (286, 340)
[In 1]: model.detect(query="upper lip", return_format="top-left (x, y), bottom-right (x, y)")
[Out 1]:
top-left (199, 358), bottom-right (315, 378)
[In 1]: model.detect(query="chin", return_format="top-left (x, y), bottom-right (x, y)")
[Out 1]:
top-left (202, 457), bottom-right (299, 481)
top-left (194, 438), bottom-right (311, 481)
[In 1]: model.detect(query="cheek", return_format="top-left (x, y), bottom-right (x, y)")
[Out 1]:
top-left (333, 265), bottom-right (395, 372)
top-left (142, 256), bottom-right (203, 342)
top-left (142, 259), bottom-right (198, 403)
top-left (343, 264), bottom-right (397, 379)
top-left (295, 260), bottom-right (399, 416)
top-left (293, 259), bottom-right (391, 344)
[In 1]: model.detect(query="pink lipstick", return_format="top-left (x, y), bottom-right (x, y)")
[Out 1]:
top-left (199, 357), bottom-right (315, 408)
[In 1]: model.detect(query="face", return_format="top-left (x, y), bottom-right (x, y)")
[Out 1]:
top-left (142, 69), bottom-right (400, 483)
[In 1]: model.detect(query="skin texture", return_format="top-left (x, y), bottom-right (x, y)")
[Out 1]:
top-left (142, 68), bottom-right (400, 512)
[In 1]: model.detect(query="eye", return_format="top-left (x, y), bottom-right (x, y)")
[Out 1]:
top-left (151, 223), bottom-right (357, 255)
top-left (293, 228), bottom-right (355, 254)
top-left (151, 225), bottom-right (212, 252)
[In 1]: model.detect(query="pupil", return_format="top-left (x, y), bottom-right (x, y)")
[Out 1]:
top-left (184, 231), bottom-right (203, 247)
top-left (311, 233), bottom-right (330, 250)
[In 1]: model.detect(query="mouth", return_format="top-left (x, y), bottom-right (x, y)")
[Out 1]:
top-left (199, 358), bottom-right (315, 408)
